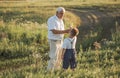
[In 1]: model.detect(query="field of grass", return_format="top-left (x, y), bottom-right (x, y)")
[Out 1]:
top-left (0, 0), bottom-right (120, 78)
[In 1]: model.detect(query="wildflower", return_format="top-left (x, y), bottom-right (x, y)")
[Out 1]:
top-left (93, 41), bottom-right (101, 50)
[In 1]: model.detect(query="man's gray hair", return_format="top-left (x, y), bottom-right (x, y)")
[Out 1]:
top-left (56, 7), bottom-right (65, 13)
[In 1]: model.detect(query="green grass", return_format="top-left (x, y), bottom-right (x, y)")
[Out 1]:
top-left (0, 48), bottom-right (120, 78)
top-left (0, 0), bottom-right (120, 78)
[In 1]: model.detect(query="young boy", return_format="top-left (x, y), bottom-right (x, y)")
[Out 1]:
top-left (61, 27), bottom-right (79, 70)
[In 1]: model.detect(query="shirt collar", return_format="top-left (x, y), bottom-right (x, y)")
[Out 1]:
top-left (55, 15), bottom-right (62, 21)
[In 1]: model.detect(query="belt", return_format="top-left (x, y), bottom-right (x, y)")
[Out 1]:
top-left (49, 39), bottom-right (62, 42)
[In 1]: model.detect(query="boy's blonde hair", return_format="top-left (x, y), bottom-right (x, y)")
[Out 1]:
top-left (71, 27), bottom-right (79, 36)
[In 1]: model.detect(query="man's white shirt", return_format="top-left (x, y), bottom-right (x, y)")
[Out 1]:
top-left (47, 15), bottom-right (64, 40)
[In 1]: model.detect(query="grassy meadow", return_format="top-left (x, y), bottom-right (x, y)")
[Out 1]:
top-left (0, 0), bottom-right (120, 78)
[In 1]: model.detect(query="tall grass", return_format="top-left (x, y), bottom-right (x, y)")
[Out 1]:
top-left (0, 1), bottom-right (120, 78)
top-left (0, 43), bottom-right (120, 78)
top-left (0, 17), bottom-right (120, 78)
top-left (0, 21), bottom-right (49, 70)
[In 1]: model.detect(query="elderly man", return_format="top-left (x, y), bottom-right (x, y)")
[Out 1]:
top-left (47, 7), bottom-right (71, 71)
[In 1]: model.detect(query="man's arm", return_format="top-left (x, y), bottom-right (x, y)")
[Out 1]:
top-left (50, 29), bottom-right (71, 34)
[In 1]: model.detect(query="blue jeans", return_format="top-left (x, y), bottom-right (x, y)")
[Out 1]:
top-left (63, 49), bottom-right (77, 69)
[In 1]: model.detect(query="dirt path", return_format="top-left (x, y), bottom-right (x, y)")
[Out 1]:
top-left (69, 8), bottom-right (120, 26)
top-left (68, 7), bottom-right (120, 48)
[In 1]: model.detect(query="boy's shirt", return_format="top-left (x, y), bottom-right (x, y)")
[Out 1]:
top-left (62, 36), bottom-right (77, 49)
